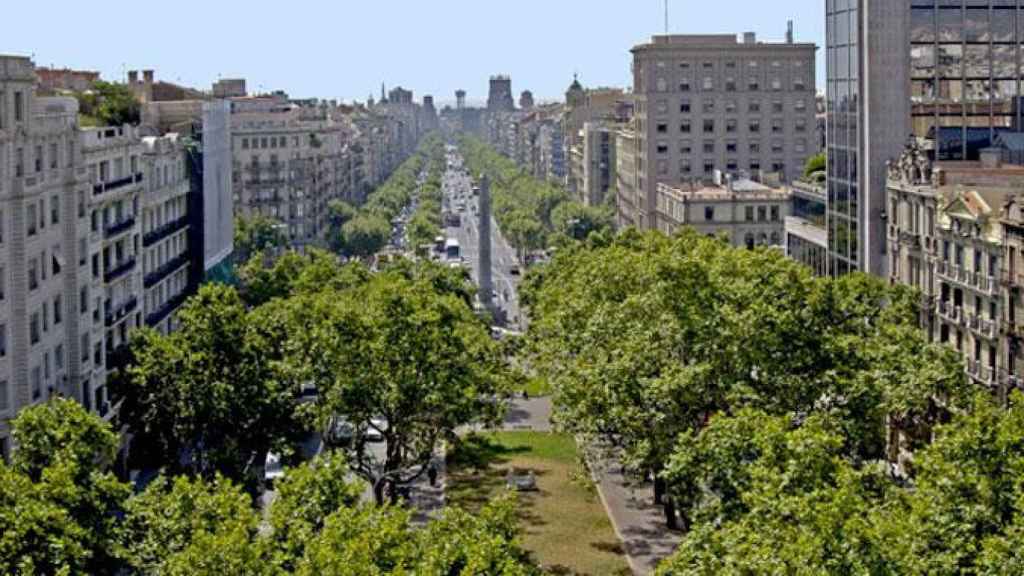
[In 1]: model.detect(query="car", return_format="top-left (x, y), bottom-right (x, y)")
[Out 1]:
top-left (265, 452), bottom-right (285, 487)
top-left (326, 416), bottom-right (355, 445)
top-left (366, 418), bottom-right (388, 442)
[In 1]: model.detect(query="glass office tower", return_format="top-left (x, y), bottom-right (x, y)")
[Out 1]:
top-left (911, 0), bottom-right (1022, 161)
top-left (826, 0), bottom-right (910, 277)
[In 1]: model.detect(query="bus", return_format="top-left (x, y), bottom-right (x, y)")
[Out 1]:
top-left (445, 238), bottom-right (461, 261)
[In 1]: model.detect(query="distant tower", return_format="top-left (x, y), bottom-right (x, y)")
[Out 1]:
top-left (487, 75), bottom-right (515, 112)
top-left (478, 174), bottom-right (494, 315)
top-left (519, 90), bottom-right (535, 111)
top-left (456, 89), bottom-right (466, 111)
top-left (566, 74), bottom-right (585, 109)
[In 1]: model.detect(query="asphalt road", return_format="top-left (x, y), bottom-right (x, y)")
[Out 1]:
top-left (442, 146), bottom-right (524, 330)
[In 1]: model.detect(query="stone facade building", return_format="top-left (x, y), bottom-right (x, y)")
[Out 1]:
top-left (654, 173), bottom-right (790, 248)
top-left (631, 33), bottom-right (816, 230)
top-left (887, 143), bottom-right (1024, 397)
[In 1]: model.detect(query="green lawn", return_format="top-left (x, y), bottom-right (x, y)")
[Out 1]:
top-left (447, 431), bottom-right (630, 576)
top-left (522, 377), bottom-right (552, 398)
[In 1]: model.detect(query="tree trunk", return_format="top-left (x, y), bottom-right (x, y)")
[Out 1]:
top-left (653, 476), bottom-right (665, 505)
top-left (663, 497), bottom-right (678, 530)
top-left (373, 477), bottom-right (387, 506)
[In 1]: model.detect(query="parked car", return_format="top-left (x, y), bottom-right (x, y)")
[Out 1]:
top-left (265, 452), bottom-right (285, 487)
top-left (366, 418), bottom-right (388, 442)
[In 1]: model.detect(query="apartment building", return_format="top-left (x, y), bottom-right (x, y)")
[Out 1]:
top-left (0, 56), bottom-right (91, 459)
top-left (230, 96), bottom-right (355, 250)
top-left (784, 177), bottom-right (828, 276)
top-left (631, 33), bottom-right (816, 230)
top-left (616, 128), bottom-right (641, 227)
top-left (140, 134), bottom-right (192, 334)
top-left (0, 57), bottom-right (210, 458)
top-left (887, 142), bottom-right (1024, 397)
top-left (654, 173), bottom-right (790, 248)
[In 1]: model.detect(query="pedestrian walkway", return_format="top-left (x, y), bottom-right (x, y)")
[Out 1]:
top-left (592, 461), bottom-right (682, 575)
top-left (409, 453), bottom-right (445, 524)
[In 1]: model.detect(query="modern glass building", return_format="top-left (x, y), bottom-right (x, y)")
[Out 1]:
top-left (826, 0), bottom-right (910, 277)
top-left (911, 0), bottom-right (1023, 161)
top-left (827, 0), bottom-right (1024, 277)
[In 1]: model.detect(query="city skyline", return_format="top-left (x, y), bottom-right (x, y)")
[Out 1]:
top-left (4, 0), bottom-right (824, 102)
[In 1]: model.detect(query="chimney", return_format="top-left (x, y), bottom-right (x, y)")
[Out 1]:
top-left (787, 20), bottom-right (794, 43)
top-left (744, 32), bottom-right (757, 44)
top-left (143, 70), bottom-right (154, 84)
top-left (127, 70), bottom-right (138, 84)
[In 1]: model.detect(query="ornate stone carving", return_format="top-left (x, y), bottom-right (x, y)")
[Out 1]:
top-left (890, 139), bottom-right (933, 186)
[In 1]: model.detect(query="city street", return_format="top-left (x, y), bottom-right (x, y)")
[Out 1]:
top-left (441, 145), bottom-right (525, 330)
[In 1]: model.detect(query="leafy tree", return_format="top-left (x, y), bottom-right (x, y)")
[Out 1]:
top-left (117, 475), bottom-right (269, 575)
top-left (803, 151), bottom-right (826, 178)
top-left (341, 213), bottom-right (390, 259)
top-left (75, 81), bottom-right (140, 127)
top-left (267, 453), bottom-right (362, 567)
top-left (406, 209), bottom-right (440, 253)
top-left (112, 284), bottom-right (302, 484)
top-left (281, 267), bottom-right (510, 503)
top-left (235, 215), bottom-right (286, 262)
top-left (0, 399), bottom-right (130, 575)
top-left (326, 200), bottom-right (357, 253)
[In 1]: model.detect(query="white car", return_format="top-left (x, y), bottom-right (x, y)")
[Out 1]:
top-left (366, 418), bottom-right (388, 442)
top-left (265, 452), bottom-right (285, 486)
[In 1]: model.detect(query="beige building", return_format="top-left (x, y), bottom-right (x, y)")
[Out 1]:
top-left (887, 143), bottom-right (1024, 397)
top-left (0, 56), bottom-right (205, 459)
top-left (631, 33), bottom-right (816, 229)
top-left (231, 96), bottom-right (356, 250)
top-left (654, 173), bottom-right (789, 248)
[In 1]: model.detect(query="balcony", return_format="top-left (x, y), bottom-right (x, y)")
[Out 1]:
top-left (93, 172), bottom-right (143, 196)
top-left (104, 296), bottom-right (138, 327)
top-left (104, 216), bottom-right (136, 239)
top-left (898, 230), bottom-right (922, 250)
top-left (104, 344), bottom-right (132, 373)
top-left (937, 300), bottom-right (963, 325)
top-left (144, 253), bottom-right (189, 289)
top-left (104, 257), bottom-right (137, 283)
top-left (146, 291), bottom-right (190, 327)
top-left (143, 216), bottom-right (189, 247)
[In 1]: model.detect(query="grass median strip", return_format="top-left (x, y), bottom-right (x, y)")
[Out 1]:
top-left (446, 431), bottom-right (630, 576)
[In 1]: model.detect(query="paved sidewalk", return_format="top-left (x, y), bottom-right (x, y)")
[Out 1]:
top-left (592, 462), bottom-right (682, 575)
top-left (501, 396), bottom-right (553, 432)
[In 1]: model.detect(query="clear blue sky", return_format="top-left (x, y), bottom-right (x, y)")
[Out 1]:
top-left (5, 0), bottom-right (824, 105)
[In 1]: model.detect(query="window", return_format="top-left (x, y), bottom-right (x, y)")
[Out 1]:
top-left (745, 206), bottom-right (755, 221)
top-left (795, 99), bottom-right (807, 112)
top-left (55, 344), bottom-right (64, 371)
top-left (27, 204), bottom-right (36, 236)
top-left (772, 101), bottom-right (784, 113)
top-left (15, 148), bottom-right (23, 177)
top-left (0, 380), bottom-right (7, 412)
top-left (50, 195), bottom-right (59, 225)
top-left (703, 100), bottom-right (715, 113)
top-left (725, 100), bottom-right (737, 114)
top-left (702, 77), bottom-right (714, 90)
top-left (748, 78), bottom-right (759, 91)
top-left (657, 123), bottom-right (668, 134)
top-left (28, 258), bottom-right (38, 291)
top-left (725, 78), bottom-right (737, 92)
top-left (749, 120), bottom-right (761, 133)
top-left (30, 312), bottom-right (40, 345)
top-left (31, 367), bottom-right (41, 400)
top-left (680, 99), bottom-right (691, 113)
top-left (703, 119), bottom-right (715, 134)
top-left (14, 91), bottom-right (23, 122)
top-left (78, 191), bottom-right (85, 219)
top-left (771, 78), bottom-right (782, 91)
top-left (749, 101), bottom-right (760, 113)
top-left (656, 142), bottom-right (669, 154)
top-left (680, 120), bottom-right (691, 133)
top-left (679, 140), bottom-right (693, 154)
top-left (795, 139), bottom-right (807, 154)
top-left (795, 119), bottom-right (807, 133)
top-left (771, 119), bottom-right (784, 134)
top-left (705, 206), bottom-right (715, 221)
top-left (679, 80), bottom-right (690, 92)
top-left (0, 266), bottom-right (4, 301)
top-left (49, 143), bottom-right (58, 169)
top-left (758, 206), bottom-right (767, 222)
top-left (680, 160), bottom-right (692, 174)
top-left (703, 141), bottom-right (715, 154)
top-left (34, 145), bottom-right (42, 173)
top-left (726, 119), bottom-right (738, 133)
top-left (54, 295), bottom-right (62, 326)
top-left (726, 141), bottom-right (738, 153)
top-left (80, 285), bottom-right (88, 314)
top-left (771, 141), bottom-right (785, 154)
top-left (794, 78), bottom-right (806, 91)
top-left (0, 324), bottom-right (5, 356)
top-left (703, 162), bottom-right (714, 174)
top-left (241, 138), bottom-right (249, 150)
top-left (771, 206), bottom-right (780, 222)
